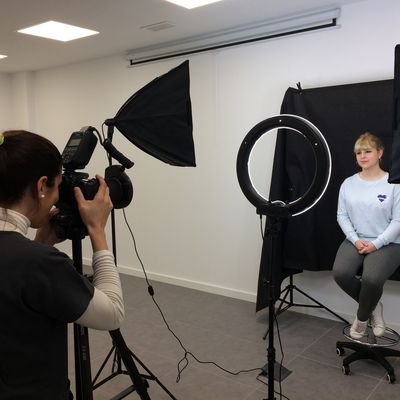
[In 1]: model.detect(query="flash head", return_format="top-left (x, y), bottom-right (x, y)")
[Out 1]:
top-left (61, 127), bottom-right (98, 171)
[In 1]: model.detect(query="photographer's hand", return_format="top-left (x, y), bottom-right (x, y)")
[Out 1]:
top-left (74, 175), bottom-right (124, 331)
top-left (74, 175), bottom-right (113, 252)
top-left (35, 207), bottom-right (64, 246)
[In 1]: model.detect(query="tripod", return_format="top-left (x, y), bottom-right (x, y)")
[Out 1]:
top-left (71, 230), bottom-right (177, 400)
top-left (262, 214), bottom-right (289, 400)
top-left (262, 274), bottom-right (349, 341)
top-left (276, 275), bottom-right (348, 320)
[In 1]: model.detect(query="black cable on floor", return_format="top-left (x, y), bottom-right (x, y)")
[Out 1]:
top-left (122, 209), bottom-right (264, 382)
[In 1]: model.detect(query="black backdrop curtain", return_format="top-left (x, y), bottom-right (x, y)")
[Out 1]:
top-left (256, 79), bottom-right (398, 312)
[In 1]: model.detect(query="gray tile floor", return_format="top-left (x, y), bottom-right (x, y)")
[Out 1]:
top-left (68, 274), bottom-right (400, 399)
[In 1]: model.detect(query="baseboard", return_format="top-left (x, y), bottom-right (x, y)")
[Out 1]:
top-left (80, 256), bottom-right (257, 302)
top-left (117, 265), bottom-right (257, 303)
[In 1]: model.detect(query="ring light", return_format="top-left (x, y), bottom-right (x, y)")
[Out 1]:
top-left (237, 114), bottom-right (331, 217)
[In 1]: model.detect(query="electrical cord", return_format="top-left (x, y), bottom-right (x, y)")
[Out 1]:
top-left (121, 209), bottom-right (264, 383)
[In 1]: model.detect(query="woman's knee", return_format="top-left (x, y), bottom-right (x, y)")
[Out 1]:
top-left (333, 268), bottom-right (353, 287)
top-left (360, 274), bottom-right (385, 291)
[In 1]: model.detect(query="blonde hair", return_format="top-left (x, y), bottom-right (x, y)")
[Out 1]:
top-left (354, 132), bottom-right (384, 153)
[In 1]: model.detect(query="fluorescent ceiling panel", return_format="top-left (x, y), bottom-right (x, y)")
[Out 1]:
top-left (165, 0), bottom-right (223, 9)
top-left (18, 21), bottom-right (99, 42)
top-left (0, 55), bottom-right (7, 59)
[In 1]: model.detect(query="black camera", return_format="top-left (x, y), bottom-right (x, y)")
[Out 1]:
top-left (54, 127), bottom-right (133, 240)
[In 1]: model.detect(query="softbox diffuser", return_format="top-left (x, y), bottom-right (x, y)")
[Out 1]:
top-left (111, 60), bottom-right (196, 167)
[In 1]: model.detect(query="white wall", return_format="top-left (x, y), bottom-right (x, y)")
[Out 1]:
top-left (6, 0), bottom-right (400, 328)
top-left (0, 72), bottom-right (12, 130)
top-left (9, 72), bottom-right (36, 130)
top-left (0, 71), bottom-right (36, 130)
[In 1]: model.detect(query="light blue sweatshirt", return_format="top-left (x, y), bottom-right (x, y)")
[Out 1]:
top-left (337, 173), bottom-right (400, 249)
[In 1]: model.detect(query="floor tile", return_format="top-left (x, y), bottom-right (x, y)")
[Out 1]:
top-left (66, 274), bottom-right (400, 399)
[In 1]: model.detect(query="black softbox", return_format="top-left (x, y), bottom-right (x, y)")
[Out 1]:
top-left (109, 60), bottom-right (196, 167)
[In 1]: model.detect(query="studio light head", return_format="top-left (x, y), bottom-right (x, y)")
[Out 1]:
top-left (237, 114), bottom-right (331, 217)
top-left (55, 61), bottom-right (196, 240)
top-left (104, 60), bottom-right (196, 167)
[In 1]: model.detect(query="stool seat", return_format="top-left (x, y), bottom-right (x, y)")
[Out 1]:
top-left (336, 325), bottom-right (400, 383)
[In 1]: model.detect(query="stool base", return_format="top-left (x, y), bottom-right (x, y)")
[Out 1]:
top-left (336, 325), bottom-right (400, 383)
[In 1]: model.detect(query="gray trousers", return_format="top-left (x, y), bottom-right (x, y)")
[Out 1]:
top-left (332, 239), bottom-right (400, 321)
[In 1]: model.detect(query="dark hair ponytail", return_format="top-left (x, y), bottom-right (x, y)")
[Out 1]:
top-left (0, 130), bottom-right (62, 206)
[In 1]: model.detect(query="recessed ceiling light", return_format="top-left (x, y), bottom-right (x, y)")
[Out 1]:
top-left (0, 55), bottom-right (7, 60)
top-left (165, 0), bottom-right (223, 9)
top-left (17, 21), bottom-right (99, 42)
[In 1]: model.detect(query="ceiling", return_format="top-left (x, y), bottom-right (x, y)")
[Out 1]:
top-left (0, 0), bottom-right (365, 73)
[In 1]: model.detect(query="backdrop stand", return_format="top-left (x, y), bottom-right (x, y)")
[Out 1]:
top-left (262, 274), bottom-right (349, 340)
top-left (276, 275), bottom-right (349, 321)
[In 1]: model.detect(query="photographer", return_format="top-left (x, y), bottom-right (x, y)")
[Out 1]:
top-left (0, 130), bottom-right (124, 399)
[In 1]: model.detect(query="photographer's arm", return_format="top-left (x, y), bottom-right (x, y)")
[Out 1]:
top-left (75, 250), bottom-right (125, 330)
top-left (73, 175), bottom-right (125, 331)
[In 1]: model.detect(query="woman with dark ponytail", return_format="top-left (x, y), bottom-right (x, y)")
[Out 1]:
top-left (0, 130), bottom-right (125, 400)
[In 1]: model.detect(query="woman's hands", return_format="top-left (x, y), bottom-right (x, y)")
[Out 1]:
top-left (355, 240), bottom-right (377, 254)
top-left (74, 175), bottom-right (113, 252)
top-left (34, 207), bottom-right (64, 246)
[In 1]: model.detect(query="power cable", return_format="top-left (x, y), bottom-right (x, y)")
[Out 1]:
top-left (122, 209), bottom-right (266, 384)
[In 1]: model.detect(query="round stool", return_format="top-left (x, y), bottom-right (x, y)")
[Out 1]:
top-left (336, 324), bottom-right (400, 383)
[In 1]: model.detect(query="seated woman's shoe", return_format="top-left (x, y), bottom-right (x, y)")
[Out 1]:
top-left (350, 318), bottom-right (368, 339)
top-left (370, 302), bottom-right (386, 337)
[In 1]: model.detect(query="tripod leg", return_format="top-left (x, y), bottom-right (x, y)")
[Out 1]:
top-left (294, 286), bottom-right (349, 324)
top-left (74, 324), bottom-right (93, 400)
top-left (127, 349), bottom-right (178, 400)
top-left (110, 329), bottom-right (151, 400)
top-left (92, 344), bottom-right (117, 388)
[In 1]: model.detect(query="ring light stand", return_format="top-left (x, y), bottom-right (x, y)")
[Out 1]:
top-left (236, 114), bottom-right (331, 399)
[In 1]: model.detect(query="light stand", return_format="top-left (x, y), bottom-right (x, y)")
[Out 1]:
top-left (82, 124), bottom-right (178, 400)
top-left (71, 229), bottom-right (153, 400)
top-left (236, 115), bottom-right (331, 399)
top-left (68, 60), bottom-right (196, 400)
top-left (263, 213), bottom-right (289, 400)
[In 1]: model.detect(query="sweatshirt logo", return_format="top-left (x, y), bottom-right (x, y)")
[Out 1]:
top-left (377, 194), bottom-right (387, 202)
